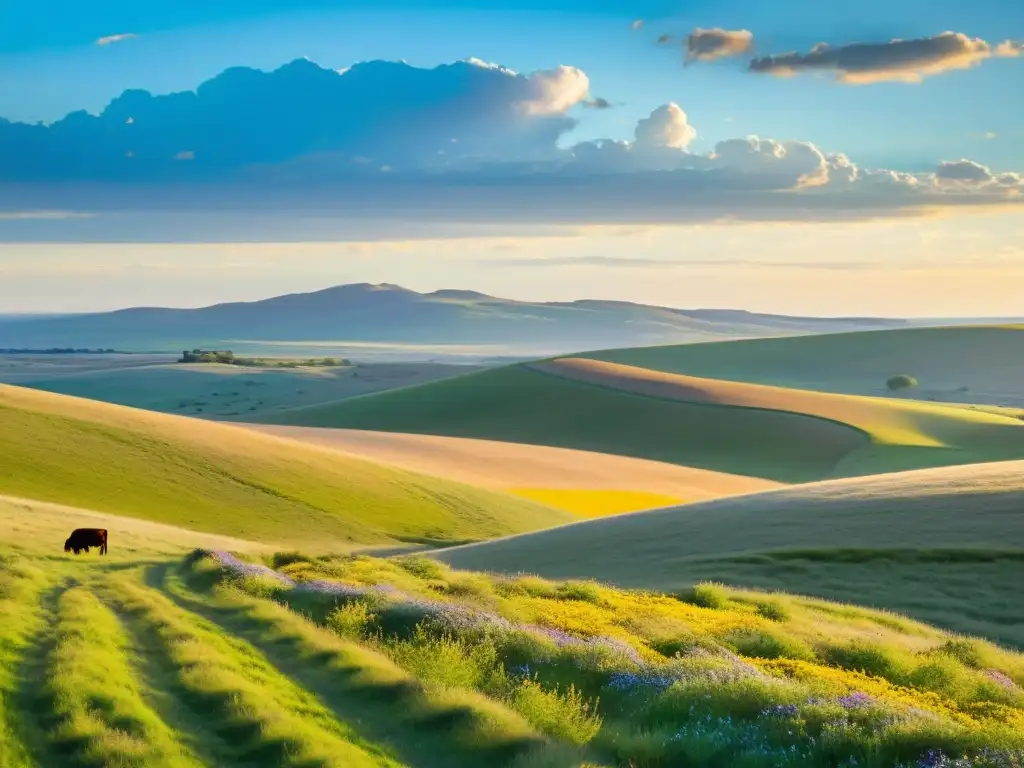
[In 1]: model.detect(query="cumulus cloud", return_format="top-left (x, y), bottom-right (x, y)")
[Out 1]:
top-left (634, 103), bottom-right (696, 149)
top-left (0, 58), bottom-right (589, 181)
top-left (0, 56), bottom-right (1021, 234)
top-left (96, 33), bottom-right (137, 46)
top-left (750, 31), bottom-right (1022, 84)
top-left (936, 159), bottom-right (993, 182)
top-left (685, 28), bottom-right (755, 62)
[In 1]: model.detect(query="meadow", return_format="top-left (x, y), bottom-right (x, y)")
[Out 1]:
top-left (434, 459), bottom-right (1024, 648)
top-left (5, 533), bottom-right (1021, 768)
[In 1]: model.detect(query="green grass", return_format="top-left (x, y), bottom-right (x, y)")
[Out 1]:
top-left (189, 548), bottom-right (1024, 767)
top-left (579, 325), bottom-right (1024, 400)
top-left (433, 459), bottom-right (1024, 647)
top-left (263, 359), bottom-right (1024, 483)
top-left (13, 360), bottom-right (476, 419)
top-left (3, 498), bottom-right (1024, 767)
top-left (0, 384), bottom-right (569, 550)
top-left (262, 365), bottom-right (865, 483)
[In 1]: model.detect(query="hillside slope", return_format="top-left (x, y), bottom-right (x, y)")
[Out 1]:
top-left (531, 358), bottom-right (1024, 477)
top-left (244, 425), bottom-right (781, 515)
top-left (262, 365), bottom-right (866, 482)
top-left (265, 357), bottom-right (1024, 482)
top-left (0, 384), bottom-right (569, 550)
top-left (434, 460), bottom-right (1024, 645)
top-left (583, 325), bottom-right (1024, 404)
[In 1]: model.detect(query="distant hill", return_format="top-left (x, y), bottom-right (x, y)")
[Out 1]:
top-left (262, 345), bottom-right (1024, 483)
top-left (581, 325), bottom-right (1024, 405)
top-left (0, 283), bottom-right (908, 353)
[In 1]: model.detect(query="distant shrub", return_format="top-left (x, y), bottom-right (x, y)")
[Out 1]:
top-left (395, 555), bottom-right (448, 581)
top-left (555, 580), bottom-right (604, 604)
top-left (326, 601), bottom-right (376, 639)
top-left (443, 574), bottom-right (494, 600)
top-left (824, 640), bottom-right (909, 681)
top-left (723, 628), bottom-right (814, 661)
top-left (680, 582), bottom-right (729, 610)
top-left (755, 600), bottom-right (791, 622)
top-left (495, 575), bottom-right (557, 599)
top-left (269, 551), bottom-right (315, 569)
top-left (511, 679), bottom-right (602, 745)
top-left (886, 374), bottom-right (919, 391)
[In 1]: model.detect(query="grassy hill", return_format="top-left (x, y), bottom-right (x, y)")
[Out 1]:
top-left (0, 384), bottom-right (570, 550)
top-left (582, 325), bottom-right (1024, 404)
top-left (434, 460), bottom-right (1024, 647)
top-left (264, 357), bottom-right (1024, 482)
top-left (1, 509), bottom-right (1022, 768)
top-left (243, 425), bottom-right (780, 516)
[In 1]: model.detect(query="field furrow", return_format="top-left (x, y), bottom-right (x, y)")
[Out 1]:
top-left (38, 582), bottom-right (202, 767)
top-left (96, 573), bottom-right (407, 768)
top-left (0, 558), bottom-right (48, 768)
top-left (150, 562), bottom-right (550, 768)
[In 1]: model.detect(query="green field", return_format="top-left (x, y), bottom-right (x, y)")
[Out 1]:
top-left (7, 360), bottom-right (479, 420)
top-left (0, 384), bottom-right (568, 550)
top-left (262, 366), bottom-right (865, 483)
top-left (263, 361), bottom-right (1024, 483)
top-left (434, 459), bottom-right (1024, 648)
top-left (580, 325), bottom-right (1024, 403)
top-left (2, 513), bottom-right (1023, 768)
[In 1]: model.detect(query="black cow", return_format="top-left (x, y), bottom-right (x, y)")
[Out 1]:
top-left (64, 528), bottom-right (108, 555)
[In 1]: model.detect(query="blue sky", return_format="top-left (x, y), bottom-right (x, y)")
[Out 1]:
top-left (3, 0), bottom-right (1021, 169)
top-left (1, 0), bottom-right (1023, 314)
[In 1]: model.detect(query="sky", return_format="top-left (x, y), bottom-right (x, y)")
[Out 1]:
top-left (1, 0), bottom-right (1023, 315)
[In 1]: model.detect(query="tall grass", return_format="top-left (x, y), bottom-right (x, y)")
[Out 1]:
top-left (199, 549), bottom-right (1024, 768)
top-left (0, 557), bottom-right (45, 768)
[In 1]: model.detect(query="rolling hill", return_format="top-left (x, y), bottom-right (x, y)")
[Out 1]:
top-left (581, 325), bottom-right (1024, 405)
top-left (433, 459), bottom-right (1024, 647)
top-left (243, 425), bottom-right (781, 515)
top-left (0, 384), bottom-right (570, 550)
top-left (263, 353), bottom-right (1024, 482)
top-left (0, 282), bottom-right (906, 353)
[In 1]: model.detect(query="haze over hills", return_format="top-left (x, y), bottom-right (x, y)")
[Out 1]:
top-left (0, 282), bottom-right (910, 354)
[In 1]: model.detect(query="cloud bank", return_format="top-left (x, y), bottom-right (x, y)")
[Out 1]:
top-left (749, 31), bottom-right (1022, 84)
top-left (0, 56), bottom-right (1020, 236)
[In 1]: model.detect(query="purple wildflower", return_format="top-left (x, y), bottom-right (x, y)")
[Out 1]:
top-left (760, 704), bottom-right (799, 718)
top-left (838, 691), bottom-right (874, 709)
top-left (982, 669), bottom-right (1019, 692)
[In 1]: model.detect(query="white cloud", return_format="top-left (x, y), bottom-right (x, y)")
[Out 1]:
top-left (634, 103), bottom-right (697, 149)
top-left (96, 33), bottom-right (137, 46)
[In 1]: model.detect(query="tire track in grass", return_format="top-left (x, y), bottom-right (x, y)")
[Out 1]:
top-left (96, 572), bottom-right (406, 768)
top-left (0, 557), bottom-right (48, 768)
top-left (99, 581), bottom-right (247, 768)
top-left (152, 562), bottom-right (557, 767)
top-left (39, 582), bottom-right (202, 768)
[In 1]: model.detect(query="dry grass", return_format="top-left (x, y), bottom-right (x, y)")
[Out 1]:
top-left (244, 426), bottom-right (779, 515)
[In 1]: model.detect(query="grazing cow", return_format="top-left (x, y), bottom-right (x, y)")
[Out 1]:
top-left (63, 528), bottom-right (108, 556)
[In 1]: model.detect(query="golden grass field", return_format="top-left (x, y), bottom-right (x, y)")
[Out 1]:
top-left (244, 425), bottom-right (780, 515)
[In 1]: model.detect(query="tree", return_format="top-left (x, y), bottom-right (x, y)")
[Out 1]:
top-left (886, 374), bottom-right (918, 392)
